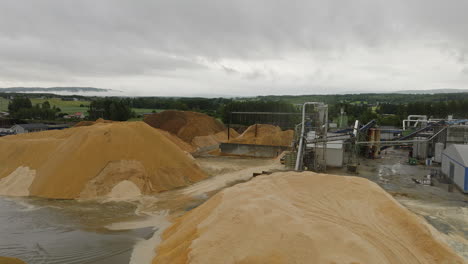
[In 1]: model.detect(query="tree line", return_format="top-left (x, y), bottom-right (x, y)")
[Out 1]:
top-left (129, 97), bottom-right (232, 117)
top-left (8, 97), bottom-right (61, 120)
top-left (5, 94), bottom-right (468, 127)
top-left (88, 98), bottom-right (134, 121)
top-left (256, 93), bottom-right (468, 105)
top-left (378, 100), bottom-right (468, 117)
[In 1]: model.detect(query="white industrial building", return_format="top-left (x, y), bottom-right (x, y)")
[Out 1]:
top-left (313, 141), bottom-right (344, 167)
top-left (441, 144), bottom-right (468, 193)
top-left (306, 131), bottom-right (345, 167)
top-left (10, 123), bottom-right (48, 134)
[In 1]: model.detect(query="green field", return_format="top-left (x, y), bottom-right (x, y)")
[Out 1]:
top-left (27, 99), bottom-right (161, 117)
top-left (132, 108), bottom-right (163, 115)
top-left (30, 98), bottom-right (90, 115)
top-left (0, 97), bottom-right (9, 112)
top-left (1, 97), bottom-right (164, 119)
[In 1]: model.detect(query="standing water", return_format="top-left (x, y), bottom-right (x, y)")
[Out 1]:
top-left (0, 156), bottom-right (282, 264)
top-left (0, 197), bottom-right (157, 264)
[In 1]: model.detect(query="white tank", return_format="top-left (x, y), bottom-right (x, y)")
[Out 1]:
top-left (434, 142), bottom-right (444, 163)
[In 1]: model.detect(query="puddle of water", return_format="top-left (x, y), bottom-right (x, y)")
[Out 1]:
top-left (0, 157), bottom-right (276, 264)
top-left (0, 197), bottom-right (156, 264)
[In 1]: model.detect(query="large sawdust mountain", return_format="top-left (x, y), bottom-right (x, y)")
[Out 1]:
top-left (0, 122), bottom-right (206, 199)
top-left (153, 172), bottom-right (464, 264)
top-left (228, 124), bottom-right (294, 146)
top-left (144, 111), bottom-right (225, 143)
top-left (74, 118), bottom-right (196, 153)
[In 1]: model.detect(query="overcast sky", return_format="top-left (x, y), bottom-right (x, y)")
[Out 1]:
top-left (1, 0), bottom-right (468, 96)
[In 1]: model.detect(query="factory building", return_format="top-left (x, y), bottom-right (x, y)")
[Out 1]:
top-left (441, 144), bottom-right (468, 193)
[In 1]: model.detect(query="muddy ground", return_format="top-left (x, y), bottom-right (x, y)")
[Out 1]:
top-left (1, 152), bottom-right (466, 263)
top-left (329, 147), bottom-right (468, 259)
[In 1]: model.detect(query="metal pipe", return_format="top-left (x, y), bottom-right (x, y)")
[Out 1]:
top-left (306, 135), bottom-right (351, 144)
top-left (295, 102), bottom-right (326, 171)
top-left (323, 105), bottom-right (328, 171)
top-left (403, 115), bottom-right (427, 130)
top-left (403, 119), bottom-right (430, 130)
top-left (408, 115), bottom-right (427, 120)
top-left (402, 119), bottom-right (448, 130)
top-left (356, 139), bottom-right (428, 145)
top-left (353, 120), bottom-right (359, 137)
top-left (427, 126), bottom-right (448, 141)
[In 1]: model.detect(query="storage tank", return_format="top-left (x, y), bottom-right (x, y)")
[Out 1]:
top-left (434, 142), bottom-right (444, 163)
top-left (412, 137), bottom-right (428, 159)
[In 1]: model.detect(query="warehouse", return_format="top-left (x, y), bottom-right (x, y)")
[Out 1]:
top-left (441, 144), bottom-right (468, 193)
top-left (10, 123), bottom-right (48, 134)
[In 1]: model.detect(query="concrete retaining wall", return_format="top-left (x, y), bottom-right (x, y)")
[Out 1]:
top-left (220, 143), bottom-right (290, 158)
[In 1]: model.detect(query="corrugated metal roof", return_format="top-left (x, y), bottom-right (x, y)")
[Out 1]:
top-left (14, 123), bottom-right (48, 130)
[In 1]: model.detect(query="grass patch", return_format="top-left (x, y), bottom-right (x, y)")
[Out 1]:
top-left (132, 108), bottom-right (163, 115)
top-left (30, 98), bottom-right (90, 115)
top-left (0, 97), bottom-right (9, 112)
top-left (1, 97), bottom-right (164, 120)
top-left (127, 117), bottom-right (144, 121)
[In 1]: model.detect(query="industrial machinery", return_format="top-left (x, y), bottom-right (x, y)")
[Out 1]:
top-left (295, 102), bottom-right (328, 172)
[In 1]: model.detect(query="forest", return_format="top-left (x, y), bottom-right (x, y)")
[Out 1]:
top-left (2, 92), bottom-right (468, 128)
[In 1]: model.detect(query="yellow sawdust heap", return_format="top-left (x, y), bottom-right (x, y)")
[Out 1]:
top-left (74, 118), bottom-right (113, 127)
top-left (153, 172), bottom-right (463, 264)
top-left (157, 129), bottom-right (197, 153)
top-left (228, 124), bottom-right (293, 146)
top-left (73, 118), bottom-right (195, 153)
top-left (0, 257), bottom-right (27, 264)
top-left (0, 122), bottom-right (206, 199)
top-left (144, 110), bottom-right (225, 143)
top-left (191, 128), bottom-right (239, 150)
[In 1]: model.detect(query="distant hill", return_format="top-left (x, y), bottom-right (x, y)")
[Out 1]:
top-left (394, 89), bottom-right (468, 94)
top-left (0, 87), bottom-right (115, 93)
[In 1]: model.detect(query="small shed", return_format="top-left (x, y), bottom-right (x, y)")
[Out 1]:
top-left (10, 123), bottom-right (48, 134)
top-left (306, 131), bottom-right (345, 167)
top-left (441, 144), bottom-right (468, 193)
top-left (313, 140), bottom-right (344, 167)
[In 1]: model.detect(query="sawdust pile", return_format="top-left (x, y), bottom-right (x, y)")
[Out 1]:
top-left (228, 124), bottom-right (293, 146)
top-left (191, 128), bottom-right (239, 150)
top-left (153, 172), bottom-right (464, 264)
top-left (144, 111), bottom-right (225, 143)
top-left (74, 118), bottom-right (196, 153)
top-left (0, 167), bottom-right (35, 196)
top-left (0, 122), bottom-right (206, 199)
top-left (157, 130), bottom-right (197, 153)
top-left (0, 256), bottom-right (27, 264)
top-left (74, 118), bottom-right (113, 127)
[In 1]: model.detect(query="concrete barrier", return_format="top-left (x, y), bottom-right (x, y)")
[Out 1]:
top-left (220, 143), bottom-right (290, 158)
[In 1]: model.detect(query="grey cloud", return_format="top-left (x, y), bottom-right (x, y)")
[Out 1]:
top-left (1, 0), bottom-right (468, 95)
top-left (244, 70), bottom-right (263, 80)
top-left (3, 0), bottom-right (465, 58)
top-left (221, 65), bottom-right (239, 75)
top-left (461, 67), bottom-right (468, 76)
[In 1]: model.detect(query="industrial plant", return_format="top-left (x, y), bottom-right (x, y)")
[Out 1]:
top-left (219, 102), bottom-right (468, 194)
